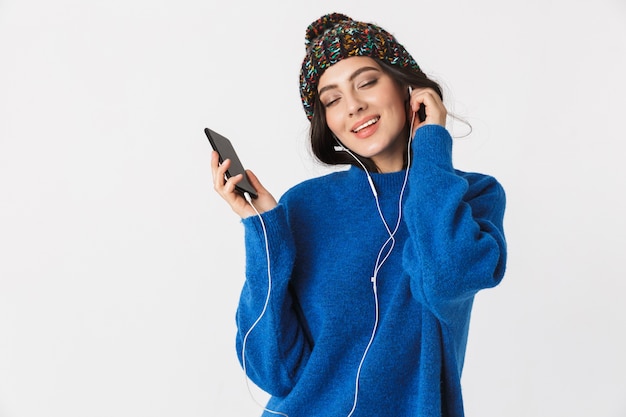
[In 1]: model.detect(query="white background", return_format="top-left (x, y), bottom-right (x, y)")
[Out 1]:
top-left (1, 0), bottom-right (625, 416)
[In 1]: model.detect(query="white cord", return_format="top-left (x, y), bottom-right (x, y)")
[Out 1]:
top-left (240, 111), bottom-right (416, 416)
top-left (345, 112), bottom-right (416, 417)
top-left (241, 192), bottom-right (289, 417)
top-left (337, 145), bottom-right (394, 236)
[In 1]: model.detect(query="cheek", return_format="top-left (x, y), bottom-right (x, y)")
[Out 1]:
top-left (324, 108), bottom-right (343, 134)
top-left (387, 94), bottom-right (409, 125)
top-left (385, 82), bottom-right (408, 111)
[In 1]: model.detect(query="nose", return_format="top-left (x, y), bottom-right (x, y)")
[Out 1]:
top-left (346, 92), bottom-right (366, 117)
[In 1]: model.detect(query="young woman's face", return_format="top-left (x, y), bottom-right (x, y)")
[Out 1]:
top-left (318, 56), bottom-right (409, 173)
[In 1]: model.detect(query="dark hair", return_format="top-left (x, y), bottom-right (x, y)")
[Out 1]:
top-left (309, 60), bottom-right (443, 172)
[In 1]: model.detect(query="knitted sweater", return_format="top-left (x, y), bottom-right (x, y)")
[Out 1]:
top-left (237, 125), bottom-right (507, 417)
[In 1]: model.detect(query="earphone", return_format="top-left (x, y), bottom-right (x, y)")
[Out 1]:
top-left (239, 88), bottom-right (417, 417)
top-left (241, 192), bottom-right (289, 417)
top-left (340, 102), bottom-right (416, 417)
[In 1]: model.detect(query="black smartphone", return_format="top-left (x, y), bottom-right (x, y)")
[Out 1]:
top-left (205, 128), bottom-right (258, 199)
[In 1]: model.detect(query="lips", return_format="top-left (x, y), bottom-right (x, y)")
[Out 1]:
top-left (352, 116), bottom-right (380, 133)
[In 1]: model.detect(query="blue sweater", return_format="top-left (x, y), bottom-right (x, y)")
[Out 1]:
top-left (237, 125), bottom-right (507, 417)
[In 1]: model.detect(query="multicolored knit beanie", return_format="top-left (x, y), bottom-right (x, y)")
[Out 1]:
top-left (299, 13), bottom-right (421, 120)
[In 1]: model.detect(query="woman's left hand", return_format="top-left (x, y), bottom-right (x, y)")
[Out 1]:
top-left (409, 87), bottom-right (447, 137)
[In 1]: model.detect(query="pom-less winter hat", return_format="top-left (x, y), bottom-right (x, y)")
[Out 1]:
top-left (299, 13), bottom-right (421, 120)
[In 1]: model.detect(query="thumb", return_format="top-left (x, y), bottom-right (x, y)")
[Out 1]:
top-left (245, 169), bottom-right (262, 191)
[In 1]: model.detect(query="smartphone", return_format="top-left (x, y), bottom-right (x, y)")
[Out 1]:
top-left (205, 128), bottom-right (258, 199)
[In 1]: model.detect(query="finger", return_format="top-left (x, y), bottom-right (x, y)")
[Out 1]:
top-left (213, 158), bottom-right (231, 193)
top-left (223, 173), bottom-right (244, 196)
top-left (409, 90), bottom-right (446, 126)
top-left (209, 154), bottom-right (261, 218)
top-left (409, 89), bottom-right (437, 112)
top-left (210, 151), bottom-right (220, 179)
top-left (244, 170), bottom-right (278, 214)
top-left (409, 94), bottom-right (426, 116)
top-left (245, 170), bottom-right (263, 194)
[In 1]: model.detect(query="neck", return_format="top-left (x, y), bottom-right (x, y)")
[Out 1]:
top-left (372, 133), bottom-right (410, 173)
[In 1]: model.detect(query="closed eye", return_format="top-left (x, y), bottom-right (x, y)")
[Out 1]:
top-left (358, 78), bottom-right (378, 89)
top-left (323, 96), bottom-right (340, 107)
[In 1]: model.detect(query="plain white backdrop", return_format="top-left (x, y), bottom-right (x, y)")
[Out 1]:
top-left (1, 0), bottom-right (625, 416)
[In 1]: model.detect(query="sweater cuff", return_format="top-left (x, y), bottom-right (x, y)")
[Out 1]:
top-left (241, 204), bottom-right (295, 291)
top-left (241, 204), bottom-right (288, 238)
top-left (241, 204), bottom-right (292, 253)
top-left (412, 124), bottom-right (453, 171)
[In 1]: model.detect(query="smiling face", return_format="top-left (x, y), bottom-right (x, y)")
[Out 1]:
top-left (317, 56), bottom-right (409, 173)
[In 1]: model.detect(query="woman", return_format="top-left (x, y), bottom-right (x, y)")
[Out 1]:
top-left (211, 13), bottom-right (507, 417)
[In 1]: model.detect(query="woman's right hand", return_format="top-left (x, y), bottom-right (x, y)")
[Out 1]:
top-left (211, 151), bottom-right (278, 219)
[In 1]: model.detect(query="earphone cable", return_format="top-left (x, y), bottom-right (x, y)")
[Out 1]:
top-left (346, 111), bottom-right (416, 417)
top-left (241, 192), bottom-right (289, 417)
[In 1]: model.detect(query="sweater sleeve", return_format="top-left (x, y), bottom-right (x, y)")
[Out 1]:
top-left (403, 125), bottom-right (507, 325)
top-left (235, 204), bottom-right (311, 397)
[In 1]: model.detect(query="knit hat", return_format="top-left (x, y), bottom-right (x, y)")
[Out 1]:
top-left (299, 13), bottom-right (421, 120)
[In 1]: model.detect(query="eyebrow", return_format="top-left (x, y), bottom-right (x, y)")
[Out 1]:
top-left (318, 66), bottom-right (381, 97)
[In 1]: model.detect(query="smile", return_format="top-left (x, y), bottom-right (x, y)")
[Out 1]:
top-left (352, 117), bottom-right (380, 133)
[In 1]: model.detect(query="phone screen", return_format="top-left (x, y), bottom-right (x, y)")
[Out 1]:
top-left (205, 128), bottom-right (258, 199)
